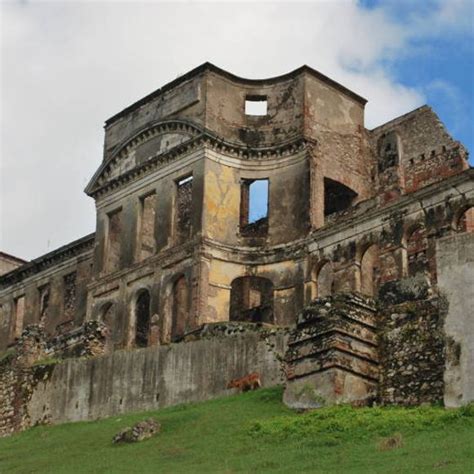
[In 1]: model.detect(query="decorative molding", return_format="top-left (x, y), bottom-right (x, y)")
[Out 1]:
top-left (85, 119), bottom-right (310, 200)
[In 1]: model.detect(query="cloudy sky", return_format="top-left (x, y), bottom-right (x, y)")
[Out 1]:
top-left (1, 0), bottom-right (473, 261)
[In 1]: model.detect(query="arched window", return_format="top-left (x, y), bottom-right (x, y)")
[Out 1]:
top-left (457, 207), bottom-right (474, 233)
top-left (172, 276), bottom-right (189, 340)
top-left (406, 225), bottom-right (428, 276)
top-left (229, 276), bottom-right (274, 323)
top-left (317, 261), bottom-right (333, 297)
top-left (360, 245), bottom-right (379, 297)
top-left (135, 290), bottom-right (151, 348)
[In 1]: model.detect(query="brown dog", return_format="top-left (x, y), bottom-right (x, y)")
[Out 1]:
top-left (227, 372), bottom-right (261, 392)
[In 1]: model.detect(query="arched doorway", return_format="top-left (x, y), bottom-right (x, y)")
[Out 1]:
top-left (171, 276), bottom-right (189, 340)
top-left (135, 290), bottom-right (151, 348)
top-left (360, 245), bottom-right (379, 297)
top-left (229, 276), bottom-right (274, 324)
top-left (317, 261), bottom-right (333, 297)
top-left (100, 302), bottom-right (115, 351)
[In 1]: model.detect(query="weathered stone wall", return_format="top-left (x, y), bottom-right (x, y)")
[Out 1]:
top-left (0, 235), bottom-right (94, 351)
top-left (284, 293), bottom-right (379, 409)
top-left (0, 328), bottom-right (288, 436)
top-left (377, 279), bottom-right (446, 406)
top-left (437, 232), bottom-right (474, 407)
top-left (370, 106), bottom-right (468, 202)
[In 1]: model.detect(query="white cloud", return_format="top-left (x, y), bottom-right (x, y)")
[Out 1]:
top-left (0, 0), bottom-right (469, 259)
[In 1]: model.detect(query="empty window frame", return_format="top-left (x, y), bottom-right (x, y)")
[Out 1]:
top-left (13, 295), bottom-right (25, 338)
top-left (137, 192), bottom-right (157, 260)
top-left (105, 208), bottom-right (122, 272)
top-left (63, 272), bottom-right (77, 321)
top-left (229, 276), bottom-right (274, 324)
top-left (324, 178), bottom-right (358, 217)
top-left (175, 175), bottom-right (193, 241)
top-left (240, 179), bottom-right (269, 236)
top-left (245, 95), bottom-right (268, 116)
top-left (38, 284), bottom-right (50, 323)
top-left (135, 290), bottom-right (151, 348)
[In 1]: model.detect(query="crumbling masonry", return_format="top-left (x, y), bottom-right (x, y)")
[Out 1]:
top-left (1, 63), bottom-right (473, 434)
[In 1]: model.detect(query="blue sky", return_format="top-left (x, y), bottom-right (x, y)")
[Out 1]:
top-left (359, 0), bottom-right (473, 155)
top-left (1, 0), bottom-right (473, 259)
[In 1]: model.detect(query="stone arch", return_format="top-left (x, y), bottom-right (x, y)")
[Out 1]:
top-left (229, 276), bottom-right (274, 324)
top-left (316, 261), bottom-right (334, 298)
top-left (360, 244), bottom-right (380, 297)
top-left (134, 289), bottom-right (151, 348)
top-left (171, 275), bottom-right (189, 341)
top-left (456, 206), bottom-right (474, 233)
top-left (99, 301), bottom-right (116, 350)
top-left (405, 224), bottom-right (429, 277)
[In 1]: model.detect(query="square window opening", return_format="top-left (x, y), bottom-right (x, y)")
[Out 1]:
top-left (245, 96), bottom-right (268, 116)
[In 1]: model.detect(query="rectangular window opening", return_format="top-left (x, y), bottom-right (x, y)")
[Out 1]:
top-left (240, 178), bottom-right (269, 236)
top-left (138, 192), bottom-right (157, 261)
top-left (105, 208), bottom-right (122, 273)
top-left (245, 96), bottom-right (268, 116)
top-left (13, 295), bottom-right (25, 338)
top-left (63, 272), bottom-right (77, 321)
top-left (176, 175), bottom-right (193, 242)
top-left (38, 284), bottom-right (50, 322)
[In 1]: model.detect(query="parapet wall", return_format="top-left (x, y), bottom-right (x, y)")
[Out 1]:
top-left (0, 327), bottom-right (288, 436)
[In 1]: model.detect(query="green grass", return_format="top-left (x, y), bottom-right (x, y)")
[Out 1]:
top-left (0, 387), bottom-right (473, 473)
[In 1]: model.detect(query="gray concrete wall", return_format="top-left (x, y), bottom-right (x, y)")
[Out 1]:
top-left (437, 232), bottom-right (474, 407)
top-left (27, 332), bottom-right (287, 425)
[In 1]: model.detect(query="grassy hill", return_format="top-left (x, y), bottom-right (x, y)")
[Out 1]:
top-left (0, 387), bottom-right (473, 473)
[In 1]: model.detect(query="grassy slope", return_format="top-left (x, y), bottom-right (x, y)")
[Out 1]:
top-left (0, 387), bottom-right (473, 474)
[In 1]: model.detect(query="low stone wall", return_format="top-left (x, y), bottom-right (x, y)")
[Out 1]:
top-left (0, 328), bottom-right (288, 436)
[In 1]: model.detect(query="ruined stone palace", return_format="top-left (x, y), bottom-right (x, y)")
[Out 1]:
top-left (1, 63), bottom-right (473, 434)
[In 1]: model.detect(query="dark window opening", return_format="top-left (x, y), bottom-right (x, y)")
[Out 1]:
top-left (377, 132), bottom-right (400, 172)
top-left (240, 179), bottom-right (269, 236)
top-left (135, 290), bottom-right (151, 348)
top-left (176, 176), bottom-right (193, 242)
top-left (245, 95), bottom-right (268, 116)
top-left (229, 276), bottom-right (274, 324)
top-left (172, 275), bottom-right (189, 341)
top-left (324, 178), bottom-right (358, 216)
top-left (38, 284), bottom-right (50, 323)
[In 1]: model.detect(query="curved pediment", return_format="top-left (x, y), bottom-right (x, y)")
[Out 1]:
top-left (85, 120), bottom-right (202, 196)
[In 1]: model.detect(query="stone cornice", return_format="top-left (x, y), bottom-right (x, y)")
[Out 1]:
top-left (86, 119), bottom-right (309, 200)
top-left (0, 234), bottom-right (95, 288)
